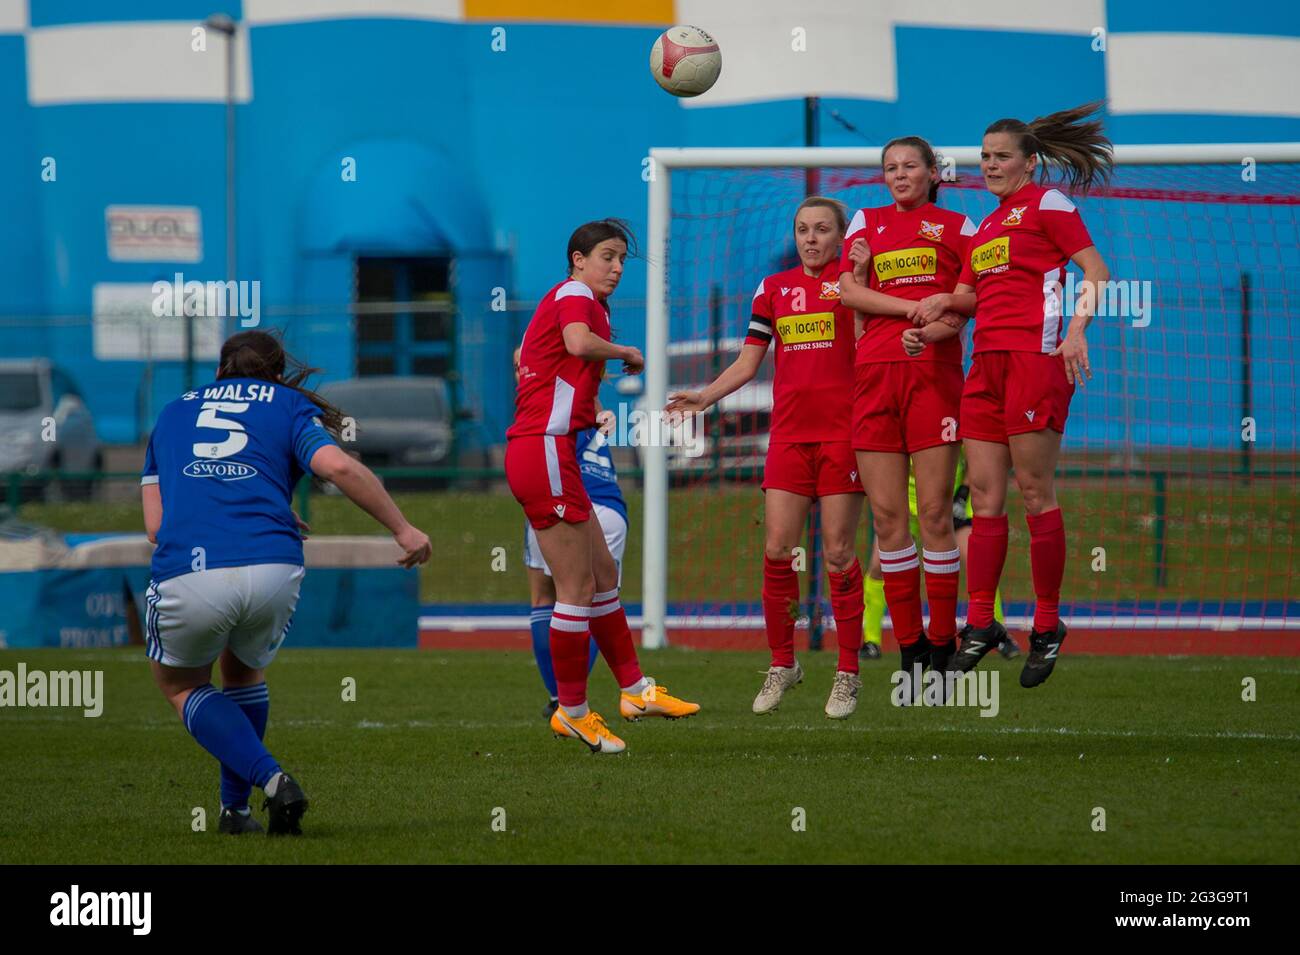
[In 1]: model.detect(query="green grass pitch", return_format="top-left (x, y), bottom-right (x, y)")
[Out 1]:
top-left (3, 647), bottom-right (1297, 864)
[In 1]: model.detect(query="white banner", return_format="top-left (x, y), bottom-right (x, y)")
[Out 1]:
top-left (92, 283), bottom-right (222, 361)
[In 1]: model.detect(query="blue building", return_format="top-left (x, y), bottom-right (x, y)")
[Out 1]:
top-left (2, 0), bottom-right (1297, 449)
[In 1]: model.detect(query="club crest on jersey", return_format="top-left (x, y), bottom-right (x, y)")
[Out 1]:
top-left (1002, 206), bottom-right (1028, 226)
top-left (918, 220), bottom-right (944, 241)
top-left (819, 280), bottom-right (840, 300)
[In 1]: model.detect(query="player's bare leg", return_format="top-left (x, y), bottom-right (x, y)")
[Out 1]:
top-left (913, 442), bottom-right (960, 673)
top-left (754, 488), bottom-right (813, 714)
top-left (858, 450), bottom-right (927, 703)
top-left (950, 438), bottom-right (1013, 672)
top-left (819, 492), bottom-right (865, 718)
top-left (534, 517), bottom-right (625, 752)
top-left (1009, 428), bottom-right (1068, 687)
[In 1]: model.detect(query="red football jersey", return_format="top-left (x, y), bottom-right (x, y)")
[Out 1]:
top-left (507, 279), bottom-right (610, 438)
top-left (957, 181), bottom-right (1096, 354)
top-left (839, 203), bottom-right (974, 365)
top-left (745, 259), bottom-right (855, 443)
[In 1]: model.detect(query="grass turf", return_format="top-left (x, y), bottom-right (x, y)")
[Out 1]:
top-left (16, 477), bottom-right (1300, 606)
top-left (2, 647), bottom-right (1297, 864)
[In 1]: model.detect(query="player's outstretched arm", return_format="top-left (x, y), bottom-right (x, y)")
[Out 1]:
top-left (141, 483), bottom-right (162, 544)
top-left (665, 342), bottom-right (765, 417)
top-left (308, 445), bottom-right (432, 568)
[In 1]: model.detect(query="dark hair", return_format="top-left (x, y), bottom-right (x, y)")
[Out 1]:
top-left (795, 196), bottom-right (848, 233)
top-left (882, 136), bottom-right (941, 203)
top-left (985, 101), bottom-right (1113, 194)
top-left (216, 330), bottom-right (346, 438)
top-left (566, 218), bottom-right (637, 276)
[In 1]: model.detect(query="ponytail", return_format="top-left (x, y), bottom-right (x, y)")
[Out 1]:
top-left (986, 101), bottom-right (1113, 194)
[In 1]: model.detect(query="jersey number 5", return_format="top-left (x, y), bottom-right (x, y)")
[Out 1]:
top-left (194, 401), bottom-right (250, 459)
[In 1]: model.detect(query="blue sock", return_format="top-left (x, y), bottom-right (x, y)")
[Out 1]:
top-left (530, 605), bottom-right (558, 698)
top-left (588, 636), bottom-right (599, 673)
top-left (219, 683), bottom-right (269, 809)
top-left (182, 684), bottom-right (280, 791)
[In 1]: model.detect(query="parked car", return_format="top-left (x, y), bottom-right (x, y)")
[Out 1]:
top-left (633, 337), bottom-right (774, 485)
top-left (0, 359), bottom-right (101, 502)
top-left (316, 376), bottom-right (455, 488)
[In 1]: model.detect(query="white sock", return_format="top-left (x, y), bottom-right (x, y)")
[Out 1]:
top-left (561, 702), bottom-right (589, 718)
top-left (622, 677), bottom-right (651, 695)
top-left (263, 772), bottom-right (283, 797)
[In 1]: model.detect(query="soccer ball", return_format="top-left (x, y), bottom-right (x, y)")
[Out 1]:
top-left (649, 24), bottom-right (721, 97)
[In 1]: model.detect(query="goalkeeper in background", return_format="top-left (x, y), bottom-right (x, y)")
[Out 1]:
top-left (862, 452), bottom-right (1018, 659)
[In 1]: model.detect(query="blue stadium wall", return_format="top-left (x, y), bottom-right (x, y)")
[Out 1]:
top-left (1, 0), bottom-right (1298, 449)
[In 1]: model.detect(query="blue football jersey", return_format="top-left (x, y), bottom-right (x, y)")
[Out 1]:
top-left (575, 427), bottom-right (626, 523)
top-left (141, 377), bottom-right (337, 582)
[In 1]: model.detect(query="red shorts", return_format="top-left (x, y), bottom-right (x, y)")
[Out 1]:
top-left (505, 434), bottom-right (592, 530)
top-left (761, 441), bottom-right (863, 498)
top-left (960, 351), bottom-right (1074, 444)
top-left (852, 360), bottom-right (963, 454)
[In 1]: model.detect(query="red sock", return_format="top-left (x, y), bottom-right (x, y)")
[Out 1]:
top-left (1027, 508), bottom-right (1066, 632)
top-left (922, 547), bottom-right (960, 645)
top-left (762, 555), bottom-right (800, 668)
top-left (588, 589), bottom-right (643, 688)
top-left (828, 560), bottom-right (865, 674)
top-left (967, 514), bottom-right (1009, 629)
top-left (549, 602), bottom-right (592, 707)
top-left (879, 542), bottom-right (923, 647)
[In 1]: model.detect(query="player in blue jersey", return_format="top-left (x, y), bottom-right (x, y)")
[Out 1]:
top-left (141, 331), bottom-right (432, 836)
top-left (514, 346), bottom-right (629, 719)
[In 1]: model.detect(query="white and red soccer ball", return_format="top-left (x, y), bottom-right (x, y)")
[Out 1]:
top-left (649, 24), bottom-right (721, 97)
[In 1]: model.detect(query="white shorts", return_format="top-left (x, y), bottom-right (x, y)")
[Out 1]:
top-left (145, 563), bottom-right (305, 670)
top-left (524, 503), bottom-right (626, 583)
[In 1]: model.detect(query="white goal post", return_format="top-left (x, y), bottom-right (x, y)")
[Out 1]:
top-left (639, 142), bottom-right (1300, 649)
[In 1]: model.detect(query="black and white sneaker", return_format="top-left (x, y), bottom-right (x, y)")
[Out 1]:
top-left (543, 697), bottom-right (559, 721)
top-left (948, 620), bottom-right (1009, 673)
top-left (998, 631), bottom-right (1022, 659)
top-left (1020, 621), bottom-right (1067, 688)
top-left (263, 772), bottom-right (308, 836)
top-left (218, 806), bottom-right (264, 835)
top-left (859, 641), bottom-right (882, 661)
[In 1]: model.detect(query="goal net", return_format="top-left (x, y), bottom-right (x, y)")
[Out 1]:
top-left (639, 144), bottom-right (1300, 653)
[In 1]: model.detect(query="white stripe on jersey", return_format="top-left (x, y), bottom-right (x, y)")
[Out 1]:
top-left (556, 279), bottom-right (594, 301)
top-left (543, 434), bottom-right (563, 497)
top-left (1041, 269), bottom-right (1062, 353)
top-left (546, 377), bottom-right (576, 435)
top-left (1040, 189), bottom-right (1076, 213)
top-left (960, 216), bottom-right (977, 236)
top-left (846, 208), bottom-right (866, 238)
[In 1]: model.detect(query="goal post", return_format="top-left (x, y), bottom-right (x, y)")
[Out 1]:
top-left (641, 142), bottom-right (1300, 650)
